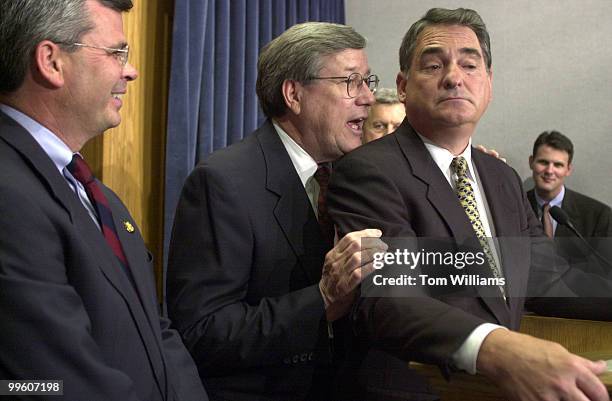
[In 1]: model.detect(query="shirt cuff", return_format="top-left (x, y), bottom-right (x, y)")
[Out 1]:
top-left (451, 323), bottom-right (507, 374)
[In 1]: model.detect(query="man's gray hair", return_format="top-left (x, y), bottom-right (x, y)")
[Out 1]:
top-left (399, 8), bottom-right (491, 74)
top-left (256, 22), bottom-right (366, 118)
top-left (374, 88), bottom-right (400, 105)
top-left (0, 0), bottom-right (132, 94)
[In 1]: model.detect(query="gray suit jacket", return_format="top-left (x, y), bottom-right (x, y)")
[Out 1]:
top-left (0, 110), bottom-right (207, 401)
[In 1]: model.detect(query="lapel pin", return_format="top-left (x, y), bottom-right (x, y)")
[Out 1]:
top-left (123, 220), bottom-right (135, 233)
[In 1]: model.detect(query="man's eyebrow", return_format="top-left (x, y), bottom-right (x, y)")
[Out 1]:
top-left (459, 47), bottom-right (482, 59)
top-left (419, 46), bottom-right (482, 59)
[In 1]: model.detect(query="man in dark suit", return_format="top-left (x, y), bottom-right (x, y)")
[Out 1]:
top-left (328, 8), bottom-right (610, 401)
top-left (167, 22), bottom-right (386, 400)
top-left (527, 130), bottom-right (612, 241)
top-left (0, 1), bottom-right (207, 400)
top-left (526, 130), bottom-right (612, 320)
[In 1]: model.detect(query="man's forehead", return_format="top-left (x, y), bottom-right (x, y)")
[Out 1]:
top-left (536, 145), bottom-right (571, 161)
top-left (415, 25), bottom-right (481, 56)
top-left (318, 49), bottom-right (370, 74)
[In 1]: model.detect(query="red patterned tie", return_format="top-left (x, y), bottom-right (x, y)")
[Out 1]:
top-left (314, 164), bottom-right (335, 246)
top-left (67, 154), bottom-right (129, 268)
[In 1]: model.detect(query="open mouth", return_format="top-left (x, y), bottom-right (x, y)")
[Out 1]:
top-left (347, 118), bottom-right (366, 134)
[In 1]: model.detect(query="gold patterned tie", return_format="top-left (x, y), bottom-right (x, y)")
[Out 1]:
top-left (451, 156), bottom-right (506, 298)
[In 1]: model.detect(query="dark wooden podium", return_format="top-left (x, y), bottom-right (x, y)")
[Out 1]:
top-left (411, 315), bottom-right (612, 400)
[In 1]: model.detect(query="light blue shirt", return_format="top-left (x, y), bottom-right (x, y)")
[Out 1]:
top-left (0, 104), bottom-right (100, 228)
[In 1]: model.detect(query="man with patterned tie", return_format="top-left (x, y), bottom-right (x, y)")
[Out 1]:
top-left (328, 8), bottom-right (611, 401)
top-left (0, 1), bottom-right (207, 400)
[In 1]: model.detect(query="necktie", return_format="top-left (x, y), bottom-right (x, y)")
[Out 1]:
top-left (67, 154), bottom-right (129, 268)
top-left (314, 164), bottom-right (335, 246)
top-left (542, 203), bottom-right (554, 238)
top-left (451, 157), bottom-right (505, 298)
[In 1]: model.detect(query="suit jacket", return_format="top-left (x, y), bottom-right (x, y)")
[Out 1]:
top-left (167, 120), bottom-right (336, 401)
top-left (327, 122), bottom-right (611, 399)
top-left (527, 187), bottom-right (612, 239)
top-left (525, 188), bottom-right (612, 320)
top-left (0, 110), bottom-right (207, 401)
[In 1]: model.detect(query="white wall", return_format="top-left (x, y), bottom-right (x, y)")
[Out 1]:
top-left (346, 0), bottom-right (612, 206)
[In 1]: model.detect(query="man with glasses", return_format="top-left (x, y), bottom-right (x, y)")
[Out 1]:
top-left (167, 22), bottom-right (386, 400)
top-left (0, 1), bottom-right (207, 400)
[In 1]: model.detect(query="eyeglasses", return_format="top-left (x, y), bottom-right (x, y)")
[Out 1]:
top-left (308, 72), bottom-right (379, 98)
top-left (58, 42), bottom-right (130, 66)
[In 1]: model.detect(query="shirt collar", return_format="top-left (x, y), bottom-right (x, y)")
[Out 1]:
top-left (534, 186), bottom-right (565, 208)
top-left (418, 133), bottom-right (475, 180)
top-left (272, 120), bottom-right (318, 188)
top-left (0, 104), bottom-right (73, 174)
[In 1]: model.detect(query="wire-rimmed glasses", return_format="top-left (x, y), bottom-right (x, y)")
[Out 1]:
top-left (309, 72), bottom-right (379, 98)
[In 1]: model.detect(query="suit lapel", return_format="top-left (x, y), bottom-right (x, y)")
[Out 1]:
top-left (395, 126), bottom-right (510, 323)
top-left (257, 121), bottom-right (326, 284)
top-left (557, 189), bottom-right (579, 237)
top-left (395, 127), bottom-right (476, 241)
top-left (0, 111), bottom-right (166, 399)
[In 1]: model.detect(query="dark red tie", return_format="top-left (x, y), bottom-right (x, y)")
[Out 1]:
top-left (314, 164), bottom-right (335, 246)
top-left (67, 154), bottom-right (129, 268)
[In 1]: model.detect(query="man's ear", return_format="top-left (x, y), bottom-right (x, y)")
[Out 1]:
top-left (528, 155), bottom-right (534, 170)
top-left (32, 40), bottom-right (65, 88)
top-left (281, 79), bottom-right (304, 115)
top-left (396, 72), bottom-right (407, 102)
top-left (567, 162), bottom-right (573, 176)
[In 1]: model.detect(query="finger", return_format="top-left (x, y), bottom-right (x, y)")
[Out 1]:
top-left (574, 359), bottom-right (609, 401)
top-left (475, 144), bottom-right (487, 152)
top-left (488, 149), bottom-right (500, 158)
top-left (346, 262), bottom-right (376, 290)
top-left (575, 371), bottom-right (608, 401)
top-left (332, 229), bottom-right (384, 262)
top-left (335, 228), bottom-right (383, 251)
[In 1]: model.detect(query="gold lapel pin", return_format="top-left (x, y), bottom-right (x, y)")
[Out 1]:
top-left (123, 221), bottom-right (135, 233)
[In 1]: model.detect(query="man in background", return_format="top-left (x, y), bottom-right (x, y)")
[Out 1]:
top-left (362, 87), bottom-right (406, 143)
top-left (328, 8), bottom-right (611, 401)
top-left (0, 1), bottom-right (207, 400)
top-left (167, 22), bottom-right (385, 401)
top-left (526, 130), bottom-right (612, 320)
top-left (527, 130), bottom-right (612, 240)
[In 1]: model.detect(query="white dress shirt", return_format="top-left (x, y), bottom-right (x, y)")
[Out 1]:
top-left (273, 121), bottom-right (320, 213)
top-left (418, 134), bottom-right (507, 374)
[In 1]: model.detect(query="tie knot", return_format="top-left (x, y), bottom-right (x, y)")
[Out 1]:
top-left (451, 156), bottom-right (468, 176)
top-left (314, 164), bottom-right (331, 188)
top-left (67, 154), bottom-right (94, 185)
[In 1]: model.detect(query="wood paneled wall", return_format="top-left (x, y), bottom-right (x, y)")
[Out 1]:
top-left (83, 0), bottom-right (174, 296)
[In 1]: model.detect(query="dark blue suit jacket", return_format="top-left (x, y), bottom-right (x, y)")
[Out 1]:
top-left (0, 110), bottom-right (207, 401)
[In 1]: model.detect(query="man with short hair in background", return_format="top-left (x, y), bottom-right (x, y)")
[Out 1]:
top-left (526, 130), bottom-right (612, 320)
top-left (527, 130), bottom-right (612, 240)
top-left (0, 1), bottom-right (207, 399)
top-left (363, 87), bottom-right (406, 143)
